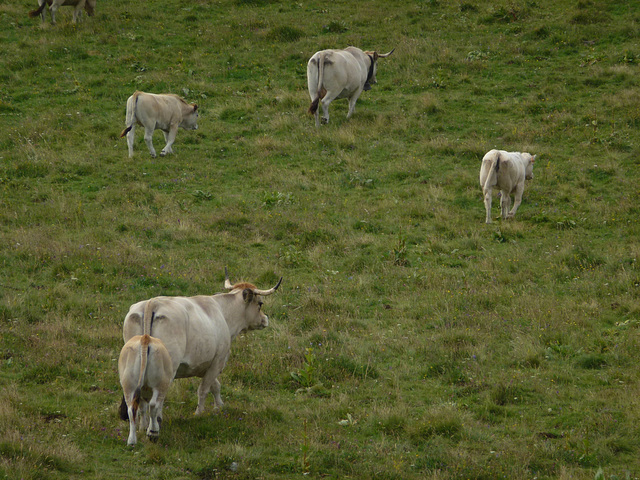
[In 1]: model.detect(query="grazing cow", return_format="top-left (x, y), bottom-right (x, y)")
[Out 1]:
top-left (120, 91), bottom-right (198, 158)
top-left (118, 332), bottom-right (172, 446)
top-left (307, 46), bottom-right (394, 127)
top-left (479, 149), bottom-right (536, 224)
top-left (29, 0), bottom-right (95, 25)
top-left (120, 269), bottom-right (282, 420)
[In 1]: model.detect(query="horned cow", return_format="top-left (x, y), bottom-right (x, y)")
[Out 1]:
top-left (119, 269), bottom-right (282, 437)
top-left (307, 46), bottom-right (394, 127)
top-left (29, 0), bottom-right (95, 25)
top-left (120, 91), bottom-right (198, 158)
top-left (479, 149), bottom-right (536, 224)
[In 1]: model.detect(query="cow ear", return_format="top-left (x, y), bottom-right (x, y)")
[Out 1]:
top-left (242, 288), bottom-right (254, 303)
top-left (193, 104), bottom-right (198, 111)
top-left (531, 154), bottom-right (537, 163)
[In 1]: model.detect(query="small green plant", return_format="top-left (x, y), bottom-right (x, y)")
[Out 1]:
top-left (301, 419), bottom-right (311, 475)
top-left (291, 348), bottom-right (316, 388)
top-left (192, 190), bottom-right (213, 201)
top-left (323, 21), bottom-right (348, 34)
top-left (392, 231), bottom-right (409, 266)
top-left (263, 191), bottom-right (293, 208)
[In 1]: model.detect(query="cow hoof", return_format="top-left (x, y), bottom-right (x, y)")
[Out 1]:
top-left (160, 151), bottom-right (167, 157)
top-left (321, 117), bottom-right (329, 125)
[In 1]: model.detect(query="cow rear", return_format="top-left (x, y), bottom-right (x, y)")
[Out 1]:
top-left (307, 47), bottom-right (394, 127)
top-left (118, 333), bottom-right (173, 445)
top-left (480, 149), bottom-right (536, 223)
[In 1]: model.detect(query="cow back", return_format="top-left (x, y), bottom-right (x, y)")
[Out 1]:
top-left (123, 296), bottom-right (231, 380)
top-left (133, 92), bottom-right (198, 131)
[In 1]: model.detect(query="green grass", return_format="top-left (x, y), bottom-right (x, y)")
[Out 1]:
top-left (1, 0), bottom-right (640, 478)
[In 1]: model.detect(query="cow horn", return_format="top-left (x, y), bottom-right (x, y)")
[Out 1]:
top-left (224, 267), bottom-right (234, 290)
top-left (378, 48), bottom-right (395, 58)
top-left (253, 277), bottom-right (283, 296)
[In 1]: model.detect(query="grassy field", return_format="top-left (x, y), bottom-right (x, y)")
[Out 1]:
top-left (1, 0), bottom-right (639, 478)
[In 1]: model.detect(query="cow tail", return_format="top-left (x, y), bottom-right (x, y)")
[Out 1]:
top-left (483, 150), bottom-right (501, 193)
top-left (142, 299), bottom-right (156, 337)
top-left (28, 1), bottom-right (47, 18)
top-left (132, 335), bottom-right (151, 415)
top-left (120, 92), bottom-right (139, 138)
top-left (119, 395), bottom-right (129, 421)
top-left (309, 54), bottom-right (325, 115)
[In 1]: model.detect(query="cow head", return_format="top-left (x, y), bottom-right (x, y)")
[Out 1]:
top-left (184, 104), bottom-right (198, 130)
top-left (224, 268), bottom-right (282, 332)
top-left (525, 153), bottom-right (536, 180)
top-left (85, 0), bottom-right (96, 16)
top-left (363, 48), bottom-right (395, 91)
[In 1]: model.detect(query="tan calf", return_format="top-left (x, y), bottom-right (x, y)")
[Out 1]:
top-left (118, 328), bottom-right (173, 446)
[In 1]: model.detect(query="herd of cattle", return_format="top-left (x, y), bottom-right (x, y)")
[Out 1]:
top-left (29, 0), bottom-right (536, 445)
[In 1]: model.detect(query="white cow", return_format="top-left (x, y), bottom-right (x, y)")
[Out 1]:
top-left (120, 91), bottom-right (198, 158)
top-left (118, 332), bottom-right (173, 446)
top-left (307, 46), bottom-right (394, 127)
top-left (479, 149), bottom-right (536, 224)
top-left (120, 269), bottom-right (282, 420)
top-left (29, 0), bottom-right (95, 25)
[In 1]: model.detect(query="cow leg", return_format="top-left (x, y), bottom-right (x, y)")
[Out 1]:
top-left (72, 3), bottom-right (82, 23)
top-left (314, 110), bottom-right (320, 128)
top-left (320, 101), bottom-right (330, 124)
top-left (195, 378), bottom-right (214, 415)
top-left (197, 378), bottom-right (224, 412)
top-left (160, 127), bottom-right (177, 156)
top-left (346, 90), bottom-right (363, 119)
top-left (320, 92), bottom-right (339, 125)
top-left (138, 401), bottom-right (150, 432)
top-left (126, 125), bottom-right (136, 158)
top-left (122, 392), bottom-right (139, 446)
top-left (38, 0), bottom-right (47, 22)
top-left (146, 389), bottom-right (163, 441)
top-left (143, 126), bottom-right (157, 158)
top-left (507, 184), bottom-right (524, 219)
top-left (195, 365), bottom-right (225, 415)
top-left (49, 3), bottom-right (58, 24)
top-left (210, 378), bottom-right (223, 408)
top-left (77, 0), bottom-right (87, 22)
top-left (500, 191), bottom-right (512, 219)
top-left (126, 404), bottom-right (138, 446)
top-left (483, 188), bottom-right (493, 224)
